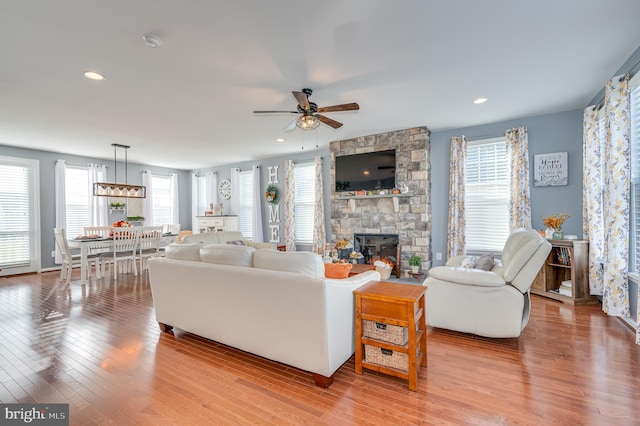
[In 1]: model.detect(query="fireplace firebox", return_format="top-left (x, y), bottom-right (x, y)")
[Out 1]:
top-left (353, 233), bottom-right (399, 277)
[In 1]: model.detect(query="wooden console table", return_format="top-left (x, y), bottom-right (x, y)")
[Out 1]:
top-left (354, 281), bottom-right (427, 391)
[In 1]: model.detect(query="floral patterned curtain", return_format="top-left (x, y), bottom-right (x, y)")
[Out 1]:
top-left (283, 160), bottom-right (296, 251)
top-left (505, 127), bottom-right (532, 229)
top-left (447, 136), bottom-right (466, 258)
top-left (583, 75), bottom-right (631, 319)
top-left (582, 105), bottom-right (605, 296)
top-left (312, 156), bottom-right (325, 253)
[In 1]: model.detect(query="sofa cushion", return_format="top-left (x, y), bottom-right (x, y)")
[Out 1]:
top-left (253, 249), bottom-right (325, 278)
top-left (226, 240), bottom-right (246, 246)
top-left (165, 243), bottom-right (203, 261)
top-left (324, 262), bottom-right (353, 279)
top-left (199, 244), bottom-right (255, 267)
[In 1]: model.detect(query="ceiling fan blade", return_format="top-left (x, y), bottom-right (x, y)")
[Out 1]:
top-left (253, 110), bottom-right (298, 114)
top-left (317, 102), bottom-right (360, 113)
top-left (317, 114), bottom-right (343, 129)
top-left (283, 119), bottom-right (297, 132)
top-left (292, 91), bottom-right (310, 111)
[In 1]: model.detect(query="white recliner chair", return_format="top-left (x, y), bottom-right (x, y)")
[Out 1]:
top-left (424, 228), bottom-right (551, 338)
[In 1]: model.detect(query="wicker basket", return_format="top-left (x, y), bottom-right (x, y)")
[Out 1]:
top-left (364, 345), bottom-right (408, 371)
top-left (375, 266), bottom-right (392, 280)
top-left (363, 320), bottom-right (408, 345)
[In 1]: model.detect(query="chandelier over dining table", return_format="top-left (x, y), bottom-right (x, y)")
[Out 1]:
top-left (93, 143), bottom-right (146, 198)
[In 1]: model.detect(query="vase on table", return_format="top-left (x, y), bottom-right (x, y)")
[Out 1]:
top-left (545, 228), bottom-right (555, 239)
top-left (552, 229), bottom-right (564, 240)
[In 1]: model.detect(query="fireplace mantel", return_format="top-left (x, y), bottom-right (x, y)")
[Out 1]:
top-left (336, 192), bottom-right (414, 213)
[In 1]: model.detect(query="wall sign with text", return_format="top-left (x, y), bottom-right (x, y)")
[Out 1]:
top-left (534, 152), bottom-right (568, 187)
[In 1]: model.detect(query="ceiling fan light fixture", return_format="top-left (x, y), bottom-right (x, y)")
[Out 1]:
top-left (296, 115), bottom-right (320, 130)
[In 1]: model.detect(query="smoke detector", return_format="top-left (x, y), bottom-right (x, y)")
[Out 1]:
top-left (143, 34), bottom-right (162, 48)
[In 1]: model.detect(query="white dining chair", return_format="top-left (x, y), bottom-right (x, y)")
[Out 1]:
top-left (83, 226), bottom-right (112, 252)
top-left (164, 224), bottom-right (181, 235)
top-left (101, 227), bottom-right (140, 280)
top-left (138, 226), bottom-right (163, 272)
top-left (54, 228), bottom-right (102, 284)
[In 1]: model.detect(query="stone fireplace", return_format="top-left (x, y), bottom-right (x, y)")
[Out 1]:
top-left (330, 126), bottom-right (431, 276)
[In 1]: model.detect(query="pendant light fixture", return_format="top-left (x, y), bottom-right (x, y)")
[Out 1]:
top-left (93, 144), bottom-right (146, 198)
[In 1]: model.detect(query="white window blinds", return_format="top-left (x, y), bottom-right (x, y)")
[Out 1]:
top-left (65, 165), bottom-right (89, 238)
top-left (294, 162), bottom-right (315, 244)
top-left (629, 73), bottom-right (640, 273)
top-left (238, 170), bottom-right (254, 239)
top-left (151, 174), bottom-right (173, 226)
top-left (0, 156), bottom-right (38, 271)
top-left (465, 138), bottom-right (510, 252)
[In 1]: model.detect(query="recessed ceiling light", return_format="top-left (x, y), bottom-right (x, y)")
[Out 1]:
top-left (84, 71), bottom-right (105, 81)
top-left (473, 98), bottom-right (488, 104)
top-left (276, 138), bottom-right (285, 142)
top-left (143, 34), bottom-right (162, 48)
top-left (363, 170), bottom-right (370, 175)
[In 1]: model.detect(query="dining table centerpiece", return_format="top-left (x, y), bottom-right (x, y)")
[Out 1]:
top-left (110, 220), bottom-right (132, 236)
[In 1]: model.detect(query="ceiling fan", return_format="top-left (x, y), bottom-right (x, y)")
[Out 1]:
top-left (253, 88), bottom-right (359, 131)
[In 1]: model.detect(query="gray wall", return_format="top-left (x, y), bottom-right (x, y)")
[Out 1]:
top-left (191, 148), bottom-right (331, 250)
top-left (0, 144), bottom-right (191, 270)
top-left (430, 109), bottom-right (584, 266)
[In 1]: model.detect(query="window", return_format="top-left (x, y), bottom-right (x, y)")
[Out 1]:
top-left (465, 138), bottom-right (510, 252)
top-left (151, 174), bottom-right (174, 226)
top-left (237, 170), bottom-right (253, 239)
top-left (0, 156), bottom-right (40, 274)
top-left (629, 72), bottom-right (640, 274)
top-left (294, 162), bottom-right (315, 244)
top-left (194, 174), bottom-right (207, 216)
top-left (65, 165), bottom-right (90, 238)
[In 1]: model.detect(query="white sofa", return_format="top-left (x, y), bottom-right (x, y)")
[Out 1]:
top-left (181, 231), bottom-right (276, 250)
top-left (147, 243), bottom-right (381, 387)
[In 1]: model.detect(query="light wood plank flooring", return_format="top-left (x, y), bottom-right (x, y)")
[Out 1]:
top-left (0, 269), bottom-right (638, 425)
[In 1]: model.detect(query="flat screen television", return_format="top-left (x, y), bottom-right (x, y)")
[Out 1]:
top-left (335, 149), bottom-right (396, 192)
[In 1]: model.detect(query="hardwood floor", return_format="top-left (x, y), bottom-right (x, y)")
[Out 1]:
top-left (0, 269), bottom-right (638, 425)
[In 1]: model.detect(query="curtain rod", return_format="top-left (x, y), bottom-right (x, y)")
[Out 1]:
top-left (465, 134), bottom-right (504, 141)
top-left (65, 161), bottom-right (109, 168)
top-left (594, 56), bottom-right (640, 110)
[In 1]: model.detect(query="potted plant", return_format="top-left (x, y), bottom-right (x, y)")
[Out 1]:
top-left (126, 216), bottom-right (145, 226)
top-left (409, 255), bottom-right (421, 273)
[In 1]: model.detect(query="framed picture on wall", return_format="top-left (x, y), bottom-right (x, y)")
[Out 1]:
top-left (534, 152), bottom-right (568, 187)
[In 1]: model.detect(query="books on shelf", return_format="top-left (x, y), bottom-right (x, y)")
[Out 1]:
top-left (559, 282), bottom-right (572, 297)
top-left (553, 247), bottom-right (572, 266)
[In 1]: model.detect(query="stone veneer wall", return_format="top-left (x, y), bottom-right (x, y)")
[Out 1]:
top-left (330, 126), bottom-right (431, 274)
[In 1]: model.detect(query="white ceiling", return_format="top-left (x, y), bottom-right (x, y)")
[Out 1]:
top-left (1, 1), bottom-right (640, 170)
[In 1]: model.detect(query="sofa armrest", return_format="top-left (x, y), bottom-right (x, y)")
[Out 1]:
top-left (325, 270), bottom-right (381, 286)
top-left (428, 266), bottom-right (506, 287)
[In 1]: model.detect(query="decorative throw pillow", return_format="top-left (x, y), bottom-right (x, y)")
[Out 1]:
top-left (474, 254), bottom-right (494, 271)
top-left (324, 262), bottom-right (353, 279)
top-left (226, 240), bottom-right (246, 246)
top-left (459, 256), bottom-right (477, 268)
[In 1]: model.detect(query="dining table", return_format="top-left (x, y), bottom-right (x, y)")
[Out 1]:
top-left (68, 233), bottom-right (178, 284)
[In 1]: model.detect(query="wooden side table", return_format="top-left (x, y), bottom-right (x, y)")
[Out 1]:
top-left (407, 271), bottom-right (425, 283)
top-left (354, 281), bottom-right (427, 391)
